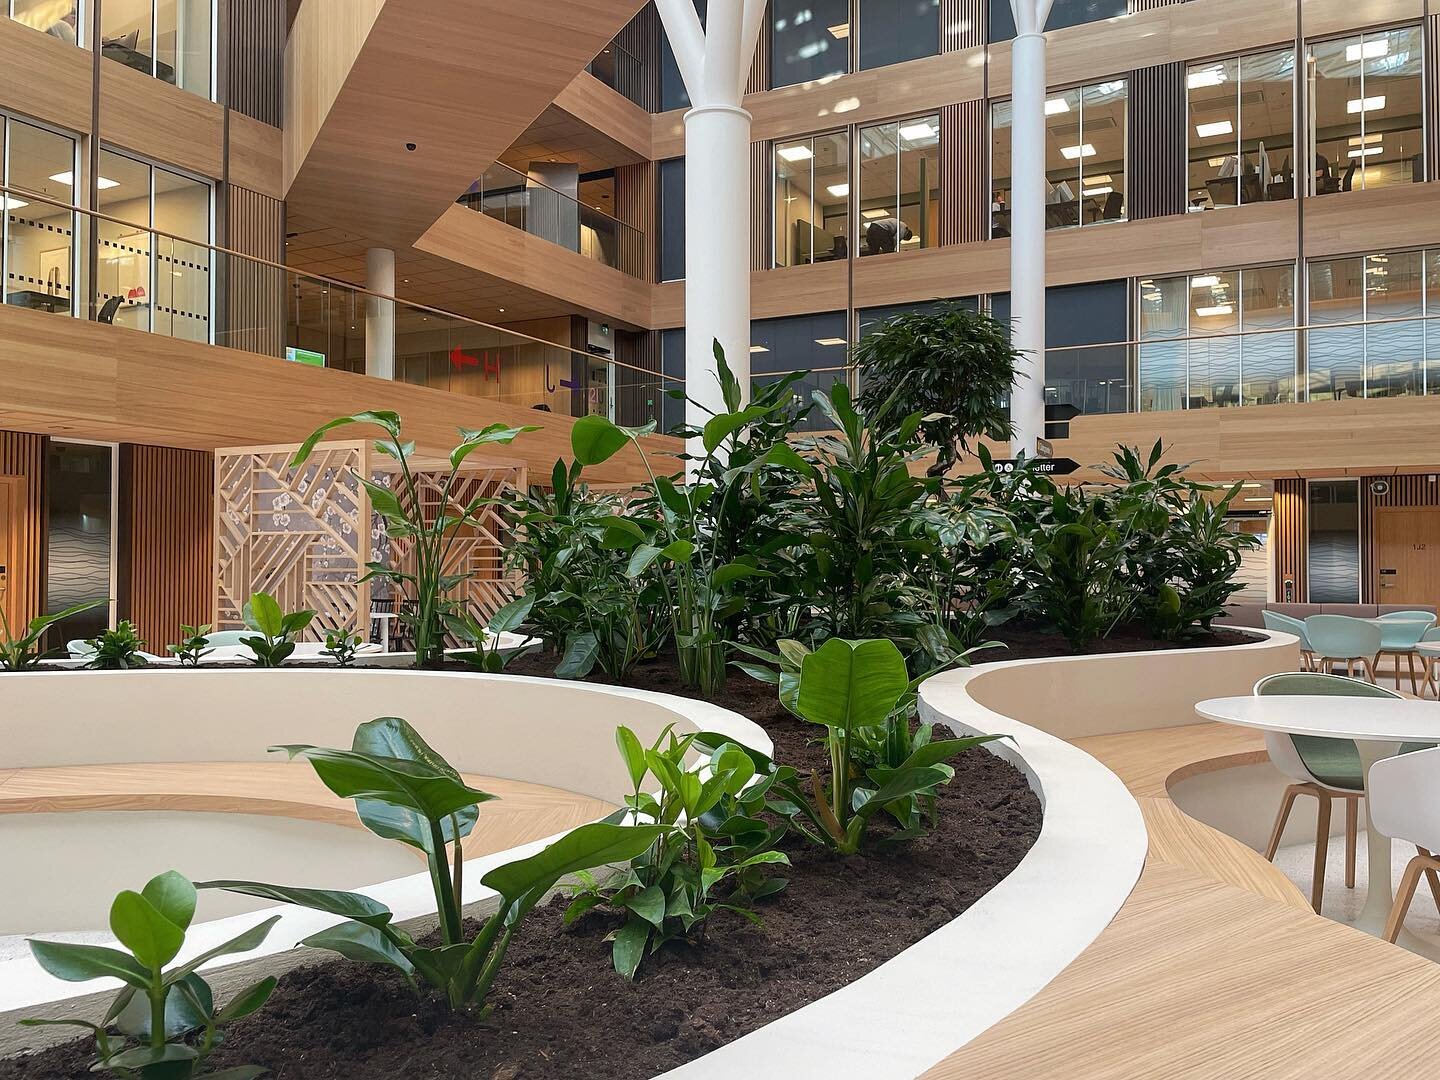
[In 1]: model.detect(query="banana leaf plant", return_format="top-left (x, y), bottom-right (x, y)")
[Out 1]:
top-left (200, 718), bottom-right (665, 1010)
top-left (23, 871), bottom-right (279, 1079)
top-left (0, 598), bottom-right (108, 670)
top-left (290, 411), bottom-right (537, 668)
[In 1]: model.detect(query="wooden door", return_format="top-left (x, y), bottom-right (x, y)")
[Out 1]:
top-left (1375, 508), bottom-right (1440, 607)
top-left (0, 476), bottom-right (21, 634)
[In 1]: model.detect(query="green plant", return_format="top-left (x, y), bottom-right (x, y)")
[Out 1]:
top-left (291, 411), bottom-right (536, 668)
top-left (564, 725), bottom-right (789, 978)
top-left (457, 592), bottom-right (534, 673)
top-left (201, 718), bottom-right (665, 1011)
top-left (85, 620), bottom-right (150, 670)
top-left (238, 592), bottom-right (315, 667)
top-left (0, 599), bottom-right (108, 671)
top-left (320, 627), bottom-right (364, 666)
top-left (22, 871), bottom-right (278, 1079)
top-left (168, 624), bottom-right (214, 667)
top-left (852, 300), bottom-right (1020, 476)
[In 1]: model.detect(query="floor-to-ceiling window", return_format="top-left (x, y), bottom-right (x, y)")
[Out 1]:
top-left (1307, 25), bottom-right (1424, 194)
top-left (96, 149), bottom-right (211, 340)
top-left (45, 440), bottom-right (115, 644)
top-left (857, 114), bottom-right (939, 255)
top-left (1308, 249), bottom-right (1430, 399)
top-left (751, 311), bottom-right (849, 429)
top-left (773, 131), bottom-right (850, 267)
top-left (101, 0), bottom-right (213, 98)
top-left (991, 78), bottom-right (1128, 235)
top-left (991, 282), bottom-right (1129, 418)
top-left (859, 0), bottom-right (939, 71)
top-left (1186, 48), bottom-right (1296, 211)
top-left (988, 0), bottom-right (1124, 44)
top-left (771, 0), bottom-right (850, 89)
top-left (2, 114), bottom-right (78, 317)
top-left (6, 0), bottom-right (82, 42)
top-left (657, 157), bottom-right (685, 282)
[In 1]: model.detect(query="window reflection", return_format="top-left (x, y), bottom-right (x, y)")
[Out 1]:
top-left (857, 115), bottom-right (938, 256)
top-left (988, 0), bottom-right (1125, 43)
top-left (1187, 49), bottom-right (1295, 211)
top-left (1308, 251), bottom-right (1427, 399)
top-left (102, 0), bottom-right (213, 98)
top-left (2, 116), bottom-right (77, 317)
top-left (10, 0), bottom-right (80, 42)
top-left (859, 0), bottom-right (939, 71)
top-left (771, 0), bottom-right (850, 89)
top-left (774, 131), bottom-right (849, 266)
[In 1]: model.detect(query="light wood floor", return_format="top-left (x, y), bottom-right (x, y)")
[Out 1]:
top-left (0, 763), bottom-right (614, 864)
top-left (922, 721), bottom-right (1440, 1079)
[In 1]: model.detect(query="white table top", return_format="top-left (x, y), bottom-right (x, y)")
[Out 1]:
top-left (1195, 695), bottom-right (1440, 742)
top-left (1415, 642), bottom-right (1440, 656)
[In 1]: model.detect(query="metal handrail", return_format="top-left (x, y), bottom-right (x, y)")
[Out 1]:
top-left (467, 161), bottom-right (641, 238)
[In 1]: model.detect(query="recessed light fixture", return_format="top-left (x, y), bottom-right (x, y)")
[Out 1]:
top-left (1087, 174), bottom-right (1113, 185)
top-left (749, 344), bottom-right (769, 353)
top-left (0, 195), bottom-right (28, 210)
top-left (1082, 185), bottom-right (1113, 196)
top-left (1043, 97), bottom-right (1071, 115)
top-left (1194, 303), bottom-right (1234, 317)
top-left (1348, 133), bottom-right (1383, 146)
top-left (814, 337), bottom-right (847, 346)
top-left (1192, 274), bottom-right (1220, 288)
top-left (50, 171), bottom-right (118, 189)
top-left (1186, 66), bottom-right (1227, 89)
top-left (498, 307), bottom-right (506, 313)
top-left (860, 208), bottom-right (890, 219)
top-left (1243, 496), bottom-right (1273, 503)
top-left (1347, 95), bottom-right (1386, 114)
top-left (1206, 156), bottom-right (1228, 167)
top-left (1346, 39), bottom-right (1389, 62)
top-left (1195, 120), bottom-right (1234, 138)
top-left (1060, 143), bottom-right (1096, 160)
top-left (1347, 146), bottom-right (1384, 159)
top-left (1241, 482), bottom-right (1265, 488)
top-left (898, 122), bottom-right (936, 142)
top-left (777, 145), bottom-right (814, 163)
top-left (827, 22), bottom-right (849, 38)
top-left (826, 183), bottom-right (849, 198)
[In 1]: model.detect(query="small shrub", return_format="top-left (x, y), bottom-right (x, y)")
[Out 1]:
top-left (168, 624), bottom-right (214, 667)
top-left (320, 627), bottom-right (364, 666)
top-left (239, 592), bottom-right (315, 667)
top-left (85, 621), bottom-right (149, 670)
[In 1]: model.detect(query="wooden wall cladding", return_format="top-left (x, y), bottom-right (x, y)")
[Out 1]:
top-left (118, 444), bottom-right (214, 648)
top-left (1360, 473), bottom-right (1440, 603)
top-left (940, 0), bottom-right (985, 52)
top-left (746, 1), bottom-right (773, 94)
top-left (1273, 478), bottom-right (1307, 603)
top-left (751, 141), bottom-right (771, 271)
top-left (229, 0), bottom-right (286, 126)
top-left (1127, 62), bottom-right (1187, 221)
top-left (939, 100), bottom-right (988, 245)
top-left (614, 329), bottom-right (663, 427)
top-left (1129, 0), bottom-right (1184, 9)
top-left (0, 430), bottom-right (46, 629)
top-left (224, 185), bottom-right (286, 359)
top-left (1427, 15), bottom-right (1440, 185)
top-left (616, 3), bottom-right (660, 112)
top-left (614, 161), bottom-right (656, 280)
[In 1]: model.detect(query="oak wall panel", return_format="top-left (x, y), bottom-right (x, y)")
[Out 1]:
top-left (1273, 478), bottom-right (1307, 603)
top-left (0, 18), bottom-right (92, 135)
top-left (227, 113), bottom-right (285, 200)
top-left (0, 429), bottom-right (46, 628)
top-left (99, 62), bottom-right (225, 179)
top-left (224, 186), bottom-right (285, 358)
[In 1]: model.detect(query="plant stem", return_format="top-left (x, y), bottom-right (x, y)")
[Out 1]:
top-left (450, 814), bottom-right (464, 906)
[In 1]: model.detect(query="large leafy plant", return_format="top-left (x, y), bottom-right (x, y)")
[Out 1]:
top-left (23, 871), bottom-right (278, 1079)
top-left (565, 725), bottom-right (789, 978)
top-left (239, 592), bottom-right (315, 667)
top-left (85, 620), bottom-right (149, 670)
top-left (290, 411), bottom-right (536, 668)
top-left (852, 300), bottom-right (1020, 476)
top-left (0, 598), bottom-right (107, 671)
top-left (201, 718), bottom-right (664, 1011)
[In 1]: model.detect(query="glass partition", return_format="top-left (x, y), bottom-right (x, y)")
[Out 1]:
top-left (8, 0), bottom-right (81, 42)
top-left (1187, 48), bottom-right (1296, 210)
top-left (45, 440), bottom-right (114, 642)
top-left (1308, 250), bottom-right (1427, 399)
top-left (859, 0), bottom-right (939, 71)
top-left (771, 0), bottom-right (850, 89)
top-left (1308, 479), bottom-right (1360, 603)
top-left (857, 114), bottom-right (939, 256)
top-left (2, 116), bottom-right (77, 316)
top-left (102, 0), bottom-right (212, 97)
top-left (773, 131), bottom-right (850, 267)
top-left (989, 0), bottom-right (1124, 44)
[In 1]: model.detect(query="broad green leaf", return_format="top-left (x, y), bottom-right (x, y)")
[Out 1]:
top-left (302, 922), bottom-right (413, 974)
top-left (348, 718), bottom-right (486, 851)
top-left (109, 891), bottom-right (184, 969)
top-left (762, 441), bottom-right (815, 477)
top-left (213, 976), bottom-right (278, 1024)
top-left (291, 412), bottom-right (400, 468)
top-left (713, 561), bottom-right (770, 589)
top-left (451, 425), bottom-right (540, 469)
top-left (242, 592), bottom-right (283, 638)
top-left (482, 823), bottom-right (670, 918)
top-left (571, 415), bottom-right (630, 465)
top-left (487, 593), bottom-right (535, 635)
top-left (360, 476), bottom-right (407, 523)
top-left (611, 914), bottom-right (650, 979)
top-left (105, 1045), bottom-right (199, 1069)
top-left (660, 540), bottom-right (695, 563)
top-left (625, 884), bottom-right (666, 927)
top-left (197, 881), bottom-right (390, 927)
top-left (796, 638), bottom-right (909, 734)
top-left (555, 632), bottom-right (601, 679)
top-left (615, 726), bottom-right (648, 791)
top-left (27, 940), bottom-right (150, 989)
top-left (141, 871), bottom-right (197, 932)
top-left (119, 972), bottom-right (209, 1040)
top-left (409, 942), bottom-right (470, 989)
top-left (164, 915), bottom-right (283, 983)
top-left (625, 544), bottom-right (664, 579)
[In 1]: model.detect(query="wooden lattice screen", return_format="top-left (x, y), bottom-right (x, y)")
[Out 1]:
top-left (214, 442), bottom-right (372, 638)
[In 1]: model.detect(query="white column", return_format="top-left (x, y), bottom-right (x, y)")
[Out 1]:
top-left (1008, 4), bottom-right (1052, 457)
top-left (365, 246), bottom-right (395, 381)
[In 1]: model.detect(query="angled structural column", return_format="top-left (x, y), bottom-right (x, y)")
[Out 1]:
top-left (1008, 0), bottom-right (1053, 456)
top-left (656, 0), bottom-right (767, 441)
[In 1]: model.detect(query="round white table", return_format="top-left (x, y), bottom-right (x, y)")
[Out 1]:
top-left (1196, 695), bottom-right (1440, 943)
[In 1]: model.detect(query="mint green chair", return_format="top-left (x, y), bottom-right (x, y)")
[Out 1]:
top-left (1376, 614), bottom-right (1437, 695)
top-left (65, 639), bottom-right (96, 660)
top-left (1261, 610), bottom-right (1315, 670)
top-left (1304, 614), bottom-right (1381, 683)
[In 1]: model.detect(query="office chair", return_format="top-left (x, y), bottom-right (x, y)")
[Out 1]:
top-left (96, 295), bottom-right (124, 324)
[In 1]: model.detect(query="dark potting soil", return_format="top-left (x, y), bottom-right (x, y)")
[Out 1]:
top-left (976, 622), bottom-right (1256, 661)
top-left (1, 657), bottom-right (1041, 1080)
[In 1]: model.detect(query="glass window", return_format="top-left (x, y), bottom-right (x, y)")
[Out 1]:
top-left (658, 157), bottom-right (685, 282)
top-left (9, 0), bottom-right (81, 43)
top-left (991, 282), bottom-right (1128, 417)
top-left (751, 311), bottom-right (849, 429)
top-left (660, 327), bottom-right (686, 433)
top-left (990, 78), bottom-right (1127, 235)
top-left (660, 0), bottom-right (705, 111)
top-left (45, 440), bottom-right (114, 643)
top-left (859, 0), bottom-right (939, 71)
top-left (858, 114), bottom-right (939, 256)
top-left (1137, 276), bottom-right (1189, 412)
top-left (103, 0), bottom-right (213, 98)
top-left (1308, 26), bottom-right (1424, 195)
top-left (858, 296), bottom-right (976, 338)
top-left (989, 0), bottom-right (1125, 44)
top-left (773, 130), bottom-right (849, 267)
top-left (3, 116), bottom-right (77, 317)
top-left (1308, 479), bottom-right (1360, 603)
top-left (1308, 251), bottom-right (1427, 399)
top-left (771, 0), bottom-right (849, 90)
top-left (1187, 48), bottom-right (1296, 211)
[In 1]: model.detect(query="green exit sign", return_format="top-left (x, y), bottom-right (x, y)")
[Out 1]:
top-left (285, 347), bottom-right (326, 367)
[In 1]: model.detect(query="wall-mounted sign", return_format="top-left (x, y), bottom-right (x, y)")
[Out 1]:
top-left (285, 347), bottom-right (326, 367)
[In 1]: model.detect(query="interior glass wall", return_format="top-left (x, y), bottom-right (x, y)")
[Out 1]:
top-left (45, 440), bottom-right (114, 644)
top-left (102, 0), bottom-right (212, 98)
top-left (1186, 48), bottom-right (1296, 211)
top-left (8, 0), bottom-right (81, 42)
top-left (1137, 265), bottom-right (1297, 411)
top-left (2, 115), bottom-right (77, 316)
top-left (1308, 479), bottom-right (1361, 603)
top-left (857, 114), bottom-right (939, 256)
top-left (658, 157), bottom-right (685, 282)
top-left (751, 311), bottom-right (849, 429)
top-left (1307, 25), bottom-right (1424, 194)
top-left (859, 0), bottom-right (939, 71)
top-left (771, 0), bottom-right (849, 89)
top-left (991, 282), bottom-right (1129, 417)
top-left (1308, 250), bottom-right (1429, 399)
top-left (97, 149), bottom-right (211, 340)
top-left (988, 0), bottom-right (1125, 44)
top-left (991, 78), bottom-right (1127, 235)
top-left (773, 131), bottom-right (849, 266)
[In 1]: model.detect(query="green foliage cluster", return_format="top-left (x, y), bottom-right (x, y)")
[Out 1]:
top-left (239, 592), bottom-right (315, 667)
top-left (0, 599), bottom-right (108, 670)
top-left (168, 624), bottom-right (214, 667)
top-left (320, 627), bottom-right (365, 666)
top-left (85, 621), bottom-right (149, 670)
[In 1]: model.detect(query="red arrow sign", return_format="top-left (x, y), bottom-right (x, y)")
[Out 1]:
top-left (449, 346), bottom-right (479, 369)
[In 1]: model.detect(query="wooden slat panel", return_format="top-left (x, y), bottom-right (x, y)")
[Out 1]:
top-left (1128, 62), bottom-right (1186, 220)
top-left (746, 1), bottom-right (772, 95)
top-left (0, 429), bottom-right (46, 628)
top-left (939, 100), bottom-right (987, 246)
top-left (224, 186), bottom-right (285, 358)
top-left (615, 3), bottom-right (660, 111)
top-left (940, 0), bottom-right (984, 52)
top-left (1129, 0), bottom-right (1183, 9)
top-left (614, 160), bottom-right (655, 280)
top-left (228, 0), bottom-right (285, 126)
top-left (118, 444), bottom-right (213, 648)
top-left (751, 141), bottom-right (771, 272)
top-left (614, 329), bottom-right (662, 427)
top-left (1273, 478), bottom-right (1306, 602)
top-left (1427, 15), bottom-right (1440, 185)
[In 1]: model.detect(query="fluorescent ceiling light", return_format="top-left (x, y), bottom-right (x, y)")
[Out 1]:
top-left (1082, 185), bottom-right (1113, 196)
top-left (1186, 67), bottom-right (1227, 89)
top-left (860, 208), bottom-right (890, 219)
top-left (1043, 97), bottom-right (1071, 115)
top-left (1243, 496), bottom-right (1273, 503)
top-left (50, 171), bottom-right (119, 189)
top-left (1347, 146), bottom-right (1384, 159)
top-left (814, 337), bottom-right (847, 346)
top-left (1241, 482), bottom-right (1265, 488)
top-left (1, 195), bottom-right (29, 210)
top-left (1347, 95), bottom-right (1386, 114)
top-left (1192, 275), bottom-right (1220, 288)
top-left (1207, 156), bottom-right (1228, 167)
top-left (1060, 143), bottom-right (1096, 160)
top-left (1194, 304), bottom-right (1234, 317)
top-left (1346, 39), bottom-right (1389, 62)
top-left (898, 122), bottom-right (935, 141)
top-left (777, 145), bottom-right (813, 162)
top-left (749, 345), bottom-right (769, 353)
top-left (1195, 120), bottom-right (1234, 138)
top-left (1349, 133), bottom-right (1383, 146)
top-left (827, 22), bottom-right (849, 38)
top-left (826, 183), bottom-right (850, 198)
top-left (1087, 174), bottom-right (1113, 185)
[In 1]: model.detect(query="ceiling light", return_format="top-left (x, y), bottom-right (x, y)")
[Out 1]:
top-left (1192, 275), bottom-right (1220, 288)
top-left (1241, 482), bottom-right (1265, 488)
top-left (1371, 255), bottom-right (1389, 263)
top-left (498, 307), bottom-right (505, 313)
top-left (1349, 133), bottom-right (1383, 146)
top-left (750, 345), bottom-right (769, 353)
top-left (50, 171), bottom-right (119, 189)
top-left (860, 208), bottom-right (890, 219)
top-left (827, 21), bottom-right (849, 38)
top-left (1060, 143), bottom-right (1096, 160)
top-left (1347, 95), bottom-right (1386, 114)
top-left (1, 195), bottom-right (29, 210)
top-left (898, 122), bottom-right (935, 142)
top-left (1087, 174), bottom-right (1113, 185)
top-left (1243, 496), bottom-right (1273, 503)
top-left (1347, 146), bottom-right (1384, 159)
top-left (1082, 185), bottom-right (1113, 196)
top-left (1187, 67), bottom-right (1227, 89)
top-left (1207, 156), bottom-right (1228, 167)
top-left (826, 183), bottom-right (849, 198)
top-left (1346, 39), bottom-right (1389, 62)
top-left (777, 145), bottom-right (813, 163)
top-left (814, 337), bottom-right (847, 346)
top-left (1195, 120), bottom-right (1234, 138)
top-left (1044, 97), bottom-right (1071, 115)
top-left (1194, 304), bottom-right (1234, 317)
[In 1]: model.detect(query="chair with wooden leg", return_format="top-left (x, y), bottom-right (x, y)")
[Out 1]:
top-left (1365, 746), bottom-right (1440, 942)
top-left (1255, 672), bottom-right (1422, 913)
top-left (1303, 615), bottom-right (1382, 682)
top-left (1376, 613), bottom-right (1437, 695)
top-left (1262, 610), bottom-right (1317, 671)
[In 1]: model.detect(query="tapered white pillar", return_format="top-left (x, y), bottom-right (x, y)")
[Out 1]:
top-left (365, 246), bottom-right (395, 381)
top-left (1008, 3), bottom-right (1053, 457)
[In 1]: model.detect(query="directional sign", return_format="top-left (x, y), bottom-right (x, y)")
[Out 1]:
top-left (988, 457), bottom-right (1081, 476)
